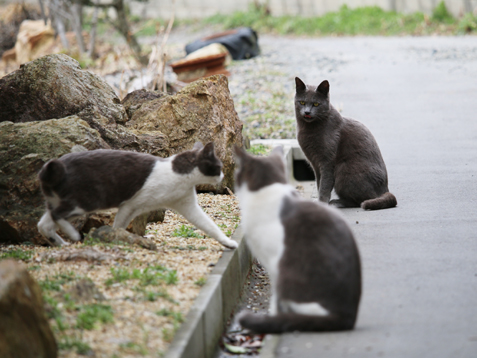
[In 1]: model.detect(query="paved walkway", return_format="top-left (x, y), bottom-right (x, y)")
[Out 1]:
top-left (257, 36), bottom-right (477, 358)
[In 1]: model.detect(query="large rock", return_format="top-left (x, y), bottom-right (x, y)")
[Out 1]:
top-left (0, 117), bottom-right (164, 245)
top-left (0, 54), bottom-right (170, 155)
top-left (124, 75), bottom-right (243, 191)
top-left (0, 259), bottom-right (57, 358)
top-left (0, 53), bottom-right (127, 124)
top-left (0, 117), bottom-right (110, 244)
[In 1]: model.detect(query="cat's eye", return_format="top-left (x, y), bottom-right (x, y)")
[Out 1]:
top-left (299, 101), bottom-right (305, 105)
top-left (313, 103), bottom-right (320, 107)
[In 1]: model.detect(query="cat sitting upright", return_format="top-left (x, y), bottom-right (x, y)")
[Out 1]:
top-left (234, 146), bottom-right (361, 333)
top-left (37, 142), bottom-right (238, 249)
top-left (295, 77), bottom-right (397, 210)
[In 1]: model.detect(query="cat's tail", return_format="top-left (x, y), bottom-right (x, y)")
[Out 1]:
top-left (361, 192), bottom-right (397, 210)
top-left (38, 159), bottom-right (66, 187)
top-left (239, 312), bottom-right (355, 334)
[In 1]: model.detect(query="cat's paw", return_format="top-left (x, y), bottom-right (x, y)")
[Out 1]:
top-left (222, 240), bottom-right (238, 249)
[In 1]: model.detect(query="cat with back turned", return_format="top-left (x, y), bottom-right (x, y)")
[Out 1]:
top-left (295, 77), bottom-right (397, 210)
top-left (37, 142), bottom-right (238, 249)
top-left (234, 146), bottom-right (361, 333)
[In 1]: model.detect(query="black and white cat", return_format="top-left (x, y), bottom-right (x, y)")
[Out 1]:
top-left (295, 77), bottom-right (397, 210)
top-left (37, 142), bottom-right (238, 249)
top-left (234, 146), bottom-right (361, 333)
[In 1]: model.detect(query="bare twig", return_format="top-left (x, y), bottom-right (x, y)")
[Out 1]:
top-left (71, 0), bottom-right (85, 54)
top-left (149, 1), bottom-right (175, 91)
top-left (87, 0), bottom-right (99, 58)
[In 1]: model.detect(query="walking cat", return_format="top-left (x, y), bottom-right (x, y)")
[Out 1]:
top-left (37, 142), bottom-right (238, 249)
top-left (234, 146), bottom-right (361, 333)
top-left (295, 77), bottom-right (397, 210)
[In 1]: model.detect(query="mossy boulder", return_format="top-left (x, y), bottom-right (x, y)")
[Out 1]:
top-left (0, 117), bottom-right (110, 244)
top-left (0, 53), bottom-right (127, 125)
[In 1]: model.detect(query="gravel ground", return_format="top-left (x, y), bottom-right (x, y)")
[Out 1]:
top-left (0, 193), bottom-right (240, 358)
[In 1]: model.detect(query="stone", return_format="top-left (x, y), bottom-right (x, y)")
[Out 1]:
top-left (121, 89), bottom-right (166, 119)
top-left (0, 53), bottom-right (127, 125)
top-left (37, 247), bottom-right (125, 263)
top-left (0, 117), bottom-right (110, 245)
top-left (0, 259), bottom-right (57, 358)
top-left (66, 279), bottom-right (105, 302)
top-left (125, 75), bottom-right (244, 192)
top-left (88, 226), bottom-right (157, 251)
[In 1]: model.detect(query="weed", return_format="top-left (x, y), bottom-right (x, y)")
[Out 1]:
top-left (0, 249), bottom-right (32, 261)
top-left (172, 225), bottom-right (200, 238)
top-left (432, 1), bottom-right (454, 23)
top-left (139, 288), bottom-right (177, 303)
top-left (120, 341), bottom-right (148, 356)
top-left (247, 143), bottom-right (272, 156)
top-left (105, 267), bottom-right (132, 286)
top-left (58, 337), bottom-right (92, 355)
top-left (39, 272), bottom-right (77, 291)
top-left (162, 327), bottom-right (175, 343)
top-left (76, 304), bottom-right (114, 330)
top-left (194, 277), bottom-right (207, 287)
top-left (107, 266), bottom-right (178, 287)
top-left (156, 308), bottom-right (184, 323)
top-left (28, 265), bottom-right (41, 271)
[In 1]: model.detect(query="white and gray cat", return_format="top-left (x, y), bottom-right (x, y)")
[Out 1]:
top-left (295, 77), bottom-right (397, 210)
top-left (234, 146), bottom-right (361, 333)
top-left (37, 142), bottom-right (238, 249)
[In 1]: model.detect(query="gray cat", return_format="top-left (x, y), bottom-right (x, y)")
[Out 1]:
top-left (234, 146), bottom-right (361, 333)
top-left (295, 77), bottom-right (397, 210)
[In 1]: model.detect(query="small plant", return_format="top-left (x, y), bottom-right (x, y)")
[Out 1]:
top-left (105, 267), bottom-right (132, 286)
top-left (0, 249), bottom-right (32, 261)
top-left (139, 288), bottom-right (177, 303)
top-left (194, 277), bottom-right (207, 287)
top-left (247, 143), bottom-right (272, 156)
top-left (432, 1), bottom-right (454, 23)
top-left (119, 341), bottom-right (148, 356)
top-left (39, 272), bottom-right (77, 291)
top-left (156, 308), bottom-right (184, 323)
top-left (76, 304), bottom-right (114, 330)
top-left (58, 337), bottom-right (92, 355)
top-left (172, 225), bottom-right (200, 238)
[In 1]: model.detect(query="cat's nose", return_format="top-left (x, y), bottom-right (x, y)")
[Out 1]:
top-left (304, 111), bottom-right (311, 115)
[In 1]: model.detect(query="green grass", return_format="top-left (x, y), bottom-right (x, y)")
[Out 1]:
top-left (0, 249), bottom-right (32, 261)
top-left (171, 225), bottom-right (201, 238)
top-left (76, 304), bottom-right (114, 330)
top-left (106, 266), bottom-right (178, 287)
top-left (194, 277), bottom-right (207, 287)
top-left (119, 341), bottom-right (149, 356)
top-left (39, 272), bottom-right (78, 291)
top-left (247, 143), bottom-right (272, 156)
top-left (157, 308), bottom-right (184, 323)
top-left (58, 337), bottom-right (92, 355)
top-left (204, 3), bottom-right (477, 36)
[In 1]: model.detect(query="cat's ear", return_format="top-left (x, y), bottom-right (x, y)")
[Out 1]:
top-left (201, 142), bottom-right (215, 157)
top-left (295, 77), bottom-right (306, 93)
top-left (193, 142), bottom-right (204, 150)
top-left (233, 145), bottom-right (248, 166)
top-left (316, 80), bottom-right (330, 96)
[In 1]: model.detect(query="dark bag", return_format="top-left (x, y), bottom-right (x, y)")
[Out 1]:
top-left (185, 27), bottom-right (260, 60)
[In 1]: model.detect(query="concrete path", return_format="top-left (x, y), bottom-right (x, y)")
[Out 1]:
top-left (259, 36), bottom-right (477, 358)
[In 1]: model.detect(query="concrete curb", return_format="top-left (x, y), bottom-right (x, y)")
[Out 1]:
top-left (164, 226), bottom-right (251, 358)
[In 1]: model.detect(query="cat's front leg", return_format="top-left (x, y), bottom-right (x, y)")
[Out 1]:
top-left (172, 198), bottom-right (238, 249)
top-left (37, 211), bottom-right (70, 246)
top-left (318, 165), bottom-right (335, 203)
